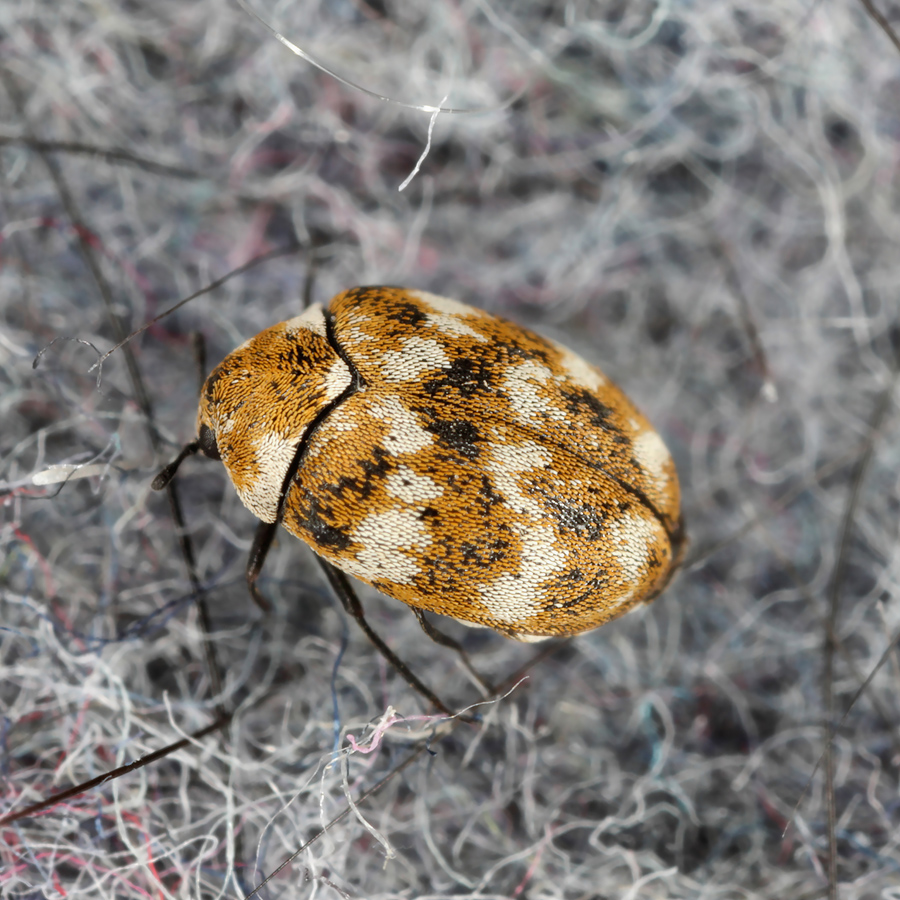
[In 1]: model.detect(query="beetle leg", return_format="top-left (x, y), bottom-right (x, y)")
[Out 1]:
top-left (412, 608), bottom-right (493, 696)
top-left (151, 439), bottom-right (200, 491)
top-left (246, 520), bottom-right (277, 613)
top-left (315, 557), bottom-right (476, 722)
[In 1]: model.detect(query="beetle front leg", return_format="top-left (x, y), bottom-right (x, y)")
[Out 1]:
top-left (246, 520), bottom-right (278, 613)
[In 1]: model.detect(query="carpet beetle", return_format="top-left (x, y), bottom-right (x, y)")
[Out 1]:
top-left (165, 286), bottom-right (684, 641)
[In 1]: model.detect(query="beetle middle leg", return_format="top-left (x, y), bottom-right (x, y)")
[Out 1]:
top-left (249, 525), bottom-right (474, 718)
top-left (315, 557), bottom-right (475, 721)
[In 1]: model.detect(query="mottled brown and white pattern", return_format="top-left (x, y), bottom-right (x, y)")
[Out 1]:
top-left (197, 287), bottom-right (685, 639)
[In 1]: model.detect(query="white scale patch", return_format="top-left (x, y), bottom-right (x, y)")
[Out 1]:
top-left (412, 290), bottom-right (489, 343)
top-left (380, 335), bottom-right (450, 382)
top-left (385, 466), bottom-right (443, 504)
top-left (553, 343), bottom-right (607, 393)
top-left (368, 396), bottom-right (434, 455)
top-left (486, 441), bottom-right (551, 517)
top-left (341, 507), bottom-right (430, 585)
top-left (504, 360), bottom-right (568, 426)
top-left (238, 431), bottom-right (298, 523)
top-left (346, 326), bottom-right (375, 344)
top-left (632, 430), bottom-right (671, 494)
top-left (426, 313), bottom-right (488, 343)
top-left (479, 442), bottom-right (568, 624)
top-left (604, 511), bottom-right (659, 602)
top-left (285, 303), bottom-right (327, 337)
top-left (318, 413), bottom-right (358, 433)
top-left (323, 357), bottom-right (352, 401)
top-left (483, 527), bottom-right (567, 625)
top-left (301, 411), bottom-right (356, 461)
top-left (412, 290), bottom-right (484, 318)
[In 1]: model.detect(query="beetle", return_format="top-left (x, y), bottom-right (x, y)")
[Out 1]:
top-left (155, 286), bottom-right (684, 646)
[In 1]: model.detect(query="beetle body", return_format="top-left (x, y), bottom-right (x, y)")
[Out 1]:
top-left (197, 287), bottom-right (683, 640)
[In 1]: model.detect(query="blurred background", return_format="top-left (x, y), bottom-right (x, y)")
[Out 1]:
top-left (3, 1), bottom-right (900, 897)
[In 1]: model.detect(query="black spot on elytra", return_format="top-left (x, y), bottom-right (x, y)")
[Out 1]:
top-left (459, 538), bottom-right (510, 567)
top-left (298, 498), bottom-right (350, 551)
top-left (269, 378), bottom-right (288, 403)
top-left (417, 541), bottom-right (463, 588)
top-left (495, 340), bottom-right (551, 365)
top-left (386, 301), bottom-right (428, 328)
top-left (357, 447), bottom-right (392, 486)
top-left (326, 448), bottom-right (393, 501)
top-left (345, 286), bottom-right (385, 303)
top-left (561, 388), bottom-right (619, 431)
top-left (541, 496), bottom-right (607, 541)
top-left (476, 474), bottom-right (504, 516)
top-left (423, 357), bottom-right (495, 398)
top-left (553, 571), bottom-right (611, 611)
top-left (422, 416), bottom-right (483, 459)
top-left (285, 345), bottom-right (308, 375)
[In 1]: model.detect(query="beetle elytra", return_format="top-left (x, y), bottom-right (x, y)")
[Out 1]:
top-left (155, 286), bottom-right (684, 642)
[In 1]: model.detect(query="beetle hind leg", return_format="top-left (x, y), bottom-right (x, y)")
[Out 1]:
top-left (413, 608), bottom-right (493, 696)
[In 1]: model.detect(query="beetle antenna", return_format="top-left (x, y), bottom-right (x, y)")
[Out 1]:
top-left (87, 243), bottom-right (300, 374)
top-left (191, 331), bottom-right (207, 388)
top-left (152, 439), bottom-right (200, 490)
